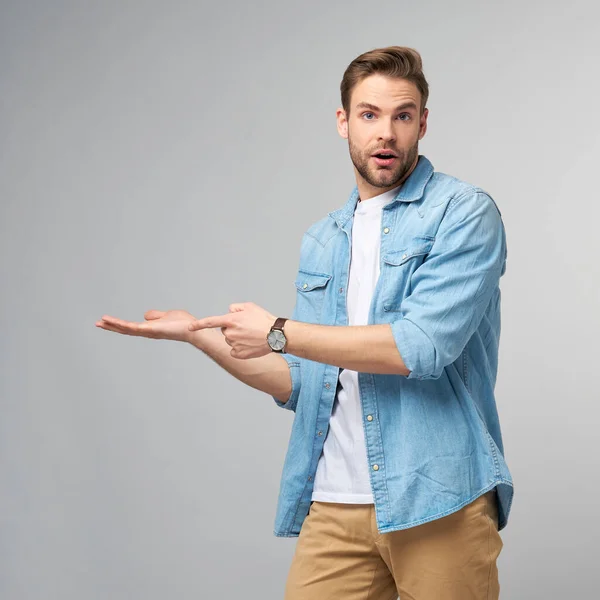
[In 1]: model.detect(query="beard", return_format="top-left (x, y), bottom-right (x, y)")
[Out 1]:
top-left (348, 135), bottom-right (419, 191)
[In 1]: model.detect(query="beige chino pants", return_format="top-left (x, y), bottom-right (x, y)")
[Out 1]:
top-left (284, 490), bottom-right (503, 600)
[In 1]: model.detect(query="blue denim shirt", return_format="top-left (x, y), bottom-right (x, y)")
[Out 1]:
top-left (272, 154), bottom-right (513, 537)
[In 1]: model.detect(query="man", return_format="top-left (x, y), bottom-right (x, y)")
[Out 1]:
top-left (96, 46), bottom-right (513, 599)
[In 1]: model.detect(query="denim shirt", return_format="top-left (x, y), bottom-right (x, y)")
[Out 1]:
top-left (272, 154), bottom-right (513, 537)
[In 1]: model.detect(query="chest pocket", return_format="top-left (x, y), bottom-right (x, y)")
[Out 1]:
top-left (294, 269), bottom-right (332, 324)
top-left (380, 236), bottom-right (435, 312)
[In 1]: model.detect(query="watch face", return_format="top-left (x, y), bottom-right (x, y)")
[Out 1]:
top-left (268, 329), bottom-right (286, 351)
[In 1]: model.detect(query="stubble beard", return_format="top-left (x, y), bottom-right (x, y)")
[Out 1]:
top-left (348, 135), bottom-right (419, 191)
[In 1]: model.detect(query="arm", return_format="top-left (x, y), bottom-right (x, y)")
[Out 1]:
top-left (187, 327), bottom-right (297, 405)
top-left (390, 191), bottom-right (506, 380)
top-left (283, 321), bottom-right (408, 375)
top-left (283, 191), bottom-right (506, 379)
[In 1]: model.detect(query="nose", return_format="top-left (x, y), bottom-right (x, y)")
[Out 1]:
top-left (377, 117), bottom-right (396, 143)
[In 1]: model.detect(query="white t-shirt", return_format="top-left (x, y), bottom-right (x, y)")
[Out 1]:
top-left (311, 184), bottom-right (402, 504)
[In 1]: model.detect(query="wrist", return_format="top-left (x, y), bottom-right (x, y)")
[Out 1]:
top-left (281, 319), bottom-right (297, 354)
top-left (186, 328), bottom-right (207, 349)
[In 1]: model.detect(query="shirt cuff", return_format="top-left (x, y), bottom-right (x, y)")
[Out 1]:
top-left (390, 317), bottom-right (437, 380)
top-left (272, 354), bottom-right (302, 411)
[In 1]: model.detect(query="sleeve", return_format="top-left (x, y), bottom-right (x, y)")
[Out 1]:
top-left (271, 234), bottom-right (308, 412)
top-left (390, 190), bottom-right (507, 380)
top-left (272, 353), bottom-right (302, 412)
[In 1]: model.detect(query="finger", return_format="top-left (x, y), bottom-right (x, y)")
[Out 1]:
top-left (99, 315), bottom-right (119, 323)
top-left (100, 315), bottom-right (142, 328)
top-left (97, 317), bottom-right (151, 337)
top-left (188, 315), bottom-right (231, 331)
top-left (98, 315), bottom-right (130, 329)
top-left (97, 320), bottom-right (139, 336)
top-left (144, 310), bottom-right (166, 320)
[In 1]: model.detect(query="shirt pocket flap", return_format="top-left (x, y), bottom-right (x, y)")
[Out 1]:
top-left (294, 269), bottom-right (332, 292)
top-left (382, 236), bottom-right (435, 266)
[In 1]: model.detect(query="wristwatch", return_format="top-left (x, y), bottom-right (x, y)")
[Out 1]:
top-left (267, 317), bottom-right (288, 353)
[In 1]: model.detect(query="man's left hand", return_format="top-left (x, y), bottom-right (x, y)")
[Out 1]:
top-left (188, 302), bottom-right (278, 359)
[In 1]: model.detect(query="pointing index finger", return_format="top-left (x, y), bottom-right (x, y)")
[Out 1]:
top-left (188, 314), bottom-right (231, 331)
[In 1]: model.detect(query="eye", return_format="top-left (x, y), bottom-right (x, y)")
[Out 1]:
top-left (362, 112), bottom-right (375, 120)
top-left (397, 113), bottom-right (411, 121)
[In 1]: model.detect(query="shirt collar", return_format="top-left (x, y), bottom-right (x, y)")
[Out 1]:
top-left (328, 154), bottom-right (435, 229)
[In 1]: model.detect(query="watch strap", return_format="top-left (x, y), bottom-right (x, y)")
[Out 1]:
top-left (272, 317), bottom-right (288, 331)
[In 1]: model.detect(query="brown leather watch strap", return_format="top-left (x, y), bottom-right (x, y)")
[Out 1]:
top-left (272, 317), bottom-right (288, 331)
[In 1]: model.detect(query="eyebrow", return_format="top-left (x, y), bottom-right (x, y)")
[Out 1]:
top-left (355, 101), bottom-right (418, 112)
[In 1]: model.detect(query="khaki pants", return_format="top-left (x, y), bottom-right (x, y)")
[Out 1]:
top-left (284, 490), bottom-right (503, 600)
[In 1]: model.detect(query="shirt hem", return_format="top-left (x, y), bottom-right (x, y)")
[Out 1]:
top-left (273, 479), bottom-right (514, 538)
top-left (311, 491), bottom-right (374, 504)
top-left (376, 481), bottom-right (511, 534)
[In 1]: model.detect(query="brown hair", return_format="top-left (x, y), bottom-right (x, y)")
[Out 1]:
top-left (340, 46), bottom-right (429, 115)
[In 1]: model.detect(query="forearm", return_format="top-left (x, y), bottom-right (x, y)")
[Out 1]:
top-left (284, 320), bottom-right (409, 376)
top-left (187, 327), bottom-right (293, 403)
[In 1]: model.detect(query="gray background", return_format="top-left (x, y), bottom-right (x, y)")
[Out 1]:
top-left (1, 0), bottom-right (598, 598)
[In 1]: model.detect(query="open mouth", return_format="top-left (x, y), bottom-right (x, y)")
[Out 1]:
top-left (372, 153), bottom-right (398, 166)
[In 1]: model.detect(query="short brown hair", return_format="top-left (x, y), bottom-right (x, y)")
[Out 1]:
top-left (340, 46), bottom-right (429, 115)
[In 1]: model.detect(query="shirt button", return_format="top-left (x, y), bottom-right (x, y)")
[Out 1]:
top-left (317, 431), bottom-right (323, 436)
top-left (339, 287), bottom-right (344, 293)
top-left (383, 227), bottom-right (390, 234)
top-left (324, 382), bottom-right (330, 389)
top-left (308, 476), bottom-right (313, 481)
top-left (302, 283), bottom-right (308, 289)
top-left (372, 464), bottom-right (379, 471)
top-left (367, 415), bottom-right (373, 421)
top-left (401, 253), bottom-right (407, 260)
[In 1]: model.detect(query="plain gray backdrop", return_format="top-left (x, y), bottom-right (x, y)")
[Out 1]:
top-left (1, 0), bottom-right (599, 598)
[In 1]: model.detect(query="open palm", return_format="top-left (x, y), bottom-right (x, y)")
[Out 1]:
top-left (96, 309), bottom-right (196, 343)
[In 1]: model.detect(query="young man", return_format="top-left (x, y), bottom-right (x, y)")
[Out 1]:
top-left (97, 46), bottom-right (513, 599)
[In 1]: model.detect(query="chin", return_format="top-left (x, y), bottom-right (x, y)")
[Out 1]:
top-left (374, 172), bottom-right (398, 185)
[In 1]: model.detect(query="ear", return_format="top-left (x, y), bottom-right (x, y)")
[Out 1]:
top-left (336, 107), bottom-right (348, 139)
top-left (418, 107), bottom-right (429, 140)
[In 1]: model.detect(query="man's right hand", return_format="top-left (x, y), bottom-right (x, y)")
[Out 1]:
top-left (95, 309), bottom-right (197, 343)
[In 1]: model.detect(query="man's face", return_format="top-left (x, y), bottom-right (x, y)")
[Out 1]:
top-left (336, 74), bottom-right (428, 198)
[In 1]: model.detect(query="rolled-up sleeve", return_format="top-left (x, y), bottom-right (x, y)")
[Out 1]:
top-left (390, 191), bottom-right (507, 380)
top-left (272, 354), bottom-right (302, 411)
